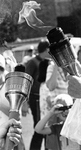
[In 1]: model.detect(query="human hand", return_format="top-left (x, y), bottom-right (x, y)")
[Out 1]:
top-left (68, 75), bottom-right (81, 98)
top-left (0, 119), bottom-right (22, 146)
top-left (50, 104), bottom-right (63, 116)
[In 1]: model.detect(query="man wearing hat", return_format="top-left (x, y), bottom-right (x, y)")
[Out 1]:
top-left (24, 39), bottom-right (51, 150)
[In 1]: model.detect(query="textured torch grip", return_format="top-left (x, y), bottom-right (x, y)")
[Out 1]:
top-left (9, 111), bottom-right (20, 120)
top-left (5, 111), bottom-right (20, 150)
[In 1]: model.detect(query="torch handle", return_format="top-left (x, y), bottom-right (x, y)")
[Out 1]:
top-left (5, 111), bottom-right (20, 150)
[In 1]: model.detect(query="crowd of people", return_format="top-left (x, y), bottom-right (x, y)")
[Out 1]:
top-left (0, 36), bottom-right (81, 150)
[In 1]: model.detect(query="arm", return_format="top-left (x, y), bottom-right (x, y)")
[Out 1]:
top-left (35, 104), bottom-right (62, 135)
top-left (46, 62), bottom-right (58, 91)
top-left (35, 111), bottom-right (53, 135)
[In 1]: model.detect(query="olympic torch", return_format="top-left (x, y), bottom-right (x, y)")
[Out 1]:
top-left (4, 71), bottom-right (33, 150)
top-left (46, 27), bottom-right (78, 76)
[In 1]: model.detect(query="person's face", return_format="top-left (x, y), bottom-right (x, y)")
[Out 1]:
top-left (59, 110), bottom-right (69, 121)
top-left (54, 99), bottom-right (73, 122)
top-left (57, 109), bottom-right (69, 122)
top-left (42, 48), bottom-right (52, 59)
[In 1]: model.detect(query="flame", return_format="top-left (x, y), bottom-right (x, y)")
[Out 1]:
top-left (18, 1), bottom-right (52, 30)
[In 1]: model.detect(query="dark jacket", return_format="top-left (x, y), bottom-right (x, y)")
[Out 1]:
top-left (24, 55), bottom-right (42, 95)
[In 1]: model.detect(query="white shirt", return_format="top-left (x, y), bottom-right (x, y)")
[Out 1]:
top-left (46, 61), bottom-right (68, 102)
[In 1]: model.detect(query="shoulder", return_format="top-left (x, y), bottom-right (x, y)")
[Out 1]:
top-left (24, 56), bottom-right (39, 76)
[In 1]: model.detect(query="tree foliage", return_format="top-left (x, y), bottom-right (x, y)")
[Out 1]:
top-left (0, 15), bottom-right (18, 45)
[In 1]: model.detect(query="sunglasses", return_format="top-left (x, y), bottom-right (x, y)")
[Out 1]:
top-left (57, 105), bottom-right (72, 112)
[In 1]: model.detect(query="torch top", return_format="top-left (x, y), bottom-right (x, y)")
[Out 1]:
top-left (5, 71), bottom-right (33, 97)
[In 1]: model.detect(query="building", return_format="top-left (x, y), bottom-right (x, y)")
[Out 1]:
top-left (54, 0), bottom-right (81, 36)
